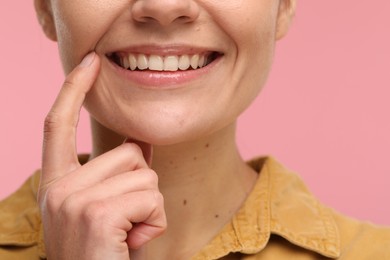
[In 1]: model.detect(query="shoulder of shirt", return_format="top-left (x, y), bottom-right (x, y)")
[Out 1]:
top-left (329, 209), bottom-right (390, 259)
top-left (193, 156), bottom-right (390, 259)
top-left (0, 169), bottom-right (45, 259)
top-left (246, 156), bottom-right (390, 259)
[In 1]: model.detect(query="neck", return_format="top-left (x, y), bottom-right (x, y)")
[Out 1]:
top-left (89, 118), bottom-right (258, 258)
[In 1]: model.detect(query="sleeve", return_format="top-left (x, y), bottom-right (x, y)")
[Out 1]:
top-left (0, 171), bottom-right (46, 259)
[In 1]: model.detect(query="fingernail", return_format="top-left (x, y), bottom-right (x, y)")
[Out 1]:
top-left (80, 52), bottom-right (95, 67)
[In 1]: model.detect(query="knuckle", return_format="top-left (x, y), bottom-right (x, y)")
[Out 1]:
top-left (63, 77), bottom-right (76, 90)
top-left (43, 111), bottom-right (62, 134)
top-left (153, 190), bottom-right (165, 206)
top-left (42, 184), bottom-right (64, 213)
top-left (141, 169), bottom-right (159, 187)
top-left (156, 218), bottom-right (168, 234)
top-left (150, 191), bottom-right (167, 230)
top-left (121, 142), bottom-right (143, 158)
top-left (149, 190), bottom-right (164, 210)
top-left (60, 194), bottom-right (82, 215)
top-left (82, 201), bottom-right (109, 222)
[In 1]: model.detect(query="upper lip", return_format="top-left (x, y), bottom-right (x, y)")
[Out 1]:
top-left (106, 44), bottom-right (223, 56)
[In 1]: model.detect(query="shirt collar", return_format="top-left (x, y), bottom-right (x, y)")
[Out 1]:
top-left (193, 157), bottom-right (341, 259)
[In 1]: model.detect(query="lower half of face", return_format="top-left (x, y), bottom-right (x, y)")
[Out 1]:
top-left (55, 0), bottom-right (279, 145)
top-left (84, 50), bottom-right (273, 145)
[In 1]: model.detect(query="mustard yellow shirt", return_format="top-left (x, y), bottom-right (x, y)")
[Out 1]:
top-left (1, 156), bottom-right (390, 259)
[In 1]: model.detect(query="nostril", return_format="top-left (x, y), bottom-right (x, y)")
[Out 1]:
top-left (176, 16), bottom-right (192, 23)
top-left (131, 1), bottom-right (200, 26)
top-left (136, 16), bottom-right (155, 24)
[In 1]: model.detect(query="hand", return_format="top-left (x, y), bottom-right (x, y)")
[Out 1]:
top-left (38, 52), bottom-right (167, 260)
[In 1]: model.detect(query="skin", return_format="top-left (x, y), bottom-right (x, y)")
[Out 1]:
top-left (34, 0), bottom-right (296, 259)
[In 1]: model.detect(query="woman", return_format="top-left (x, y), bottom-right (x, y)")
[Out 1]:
top-left (0, 0), bottom-right (389, 259)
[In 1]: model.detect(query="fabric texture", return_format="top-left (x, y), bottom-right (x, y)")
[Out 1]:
top-left (1, 156), bottom-right (389, 259)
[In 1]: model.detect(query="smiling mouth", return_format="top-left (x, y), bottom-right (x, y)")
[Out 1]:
top-left (107, 52), bottom-right (222, 72)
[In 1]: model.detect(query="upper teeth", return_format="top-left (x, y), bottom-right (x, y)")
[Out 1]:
top-left (117, 53), bottom-right (210, 71)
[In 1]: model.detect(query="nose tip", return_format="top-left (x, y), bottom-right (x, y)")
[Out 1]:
top-left (131, 0), bottom-right (200, 26)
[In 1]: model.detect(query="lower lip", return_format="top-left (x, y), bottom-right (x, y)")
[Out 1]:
top-left (106, 55), bottom-right (222, 89)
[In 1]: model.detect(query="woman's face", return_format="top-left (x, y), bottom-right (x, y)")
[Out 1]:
top-left (38, 0), bottom-right (295, 145)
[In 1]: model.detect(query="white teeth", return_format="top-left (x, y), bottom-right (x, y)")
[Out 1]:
top-left (149, 55), bottom-right (164, 71)
top-left (116, 53), bottom-right (215, 71)
top-left (164, 56), bottom-right (179, 71)
top-left (123, 56), bottom-right (130, 69)
top-left (137, 54), bottom-right (148, 70)
top-left (129, 54), bottom-right (137, 71)
top-left (198, 55), bottom-right (205, 68)
top-left (190, 54), bottom-right (199, 69)
top-left (178, 55), bottom-right (190, 70)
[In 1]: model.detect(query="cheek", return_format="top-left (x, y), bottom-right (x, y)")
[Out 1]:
top-left (206, 0), bottom-right (278, 41)
top-left (218, 4), bottom-right (278, 114)
top-left (51, 0), bottom-right (128, 73)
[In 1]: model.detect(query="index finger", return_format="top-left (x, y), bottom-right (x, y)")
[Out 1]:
top-left (41, 52), bottom-right (100, 184)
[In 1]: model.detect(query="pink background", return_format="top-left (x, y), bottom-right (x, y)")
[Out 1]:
top-left (1, 2), bottom-right (389, 225)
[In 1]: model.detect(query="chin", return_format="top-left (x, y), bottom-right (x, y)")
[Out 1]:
top-left (93, 112), bottom-right (212, 146)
